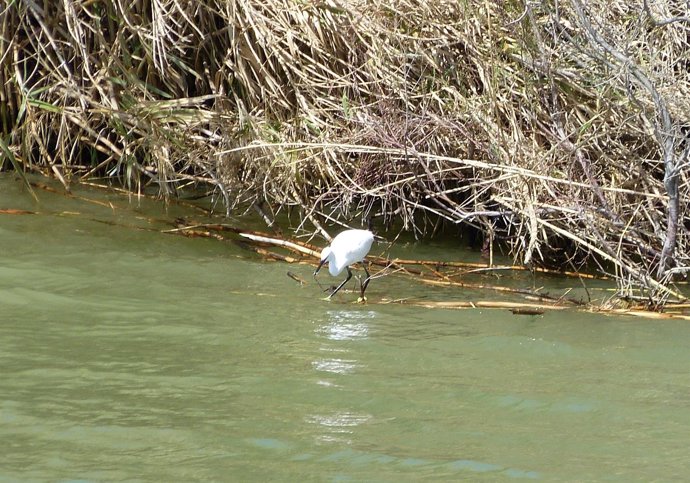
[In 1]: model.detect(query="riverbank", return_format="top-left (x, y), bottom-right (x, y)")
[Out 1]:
top-left (2, 0), bottom-right (689, 304)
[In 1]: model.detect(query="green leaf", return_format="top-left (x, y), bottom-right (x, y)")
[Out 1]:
top-left (341, 92), bottom-right (351, 118)
top-left (0, 136), bottom-right (38, 201)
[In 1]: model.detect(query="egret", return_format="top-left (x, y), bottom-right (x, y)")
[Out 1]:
top-left (314, 229), bottom-right (375, 300)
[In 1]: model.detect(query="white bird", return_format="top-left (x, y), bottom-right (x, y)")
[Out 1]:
top-left (314, 229), bottom-right (375, 300)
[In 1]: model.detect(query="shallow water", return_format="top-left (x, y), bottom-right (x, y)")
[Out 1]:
top-left (2, 175), bottom-right (690, 481)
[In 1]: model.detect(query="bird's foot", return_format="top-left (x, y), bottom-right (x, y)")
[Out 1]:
top-left (356, 296), bottom-right (368, 304)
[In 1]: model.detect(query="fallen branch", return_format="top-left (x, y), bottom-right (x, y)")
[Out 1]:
top-left (238, 232), bottom-right (321, 258)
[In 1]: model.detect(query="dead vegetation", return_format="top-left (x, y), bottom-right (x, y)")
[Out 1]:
top-left (2, 0), bottom-right (690, 305)
top-left (183, 223), bottom-right (690, 321)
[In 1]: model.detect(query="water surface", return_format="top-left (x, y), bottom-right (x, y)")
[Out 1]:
top-left (2, 175), bottom-right (690, 481)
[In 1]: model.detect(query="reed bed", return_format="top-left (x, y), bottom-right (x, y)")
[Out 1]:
top-left (2, 0), bottom-right (690, 305)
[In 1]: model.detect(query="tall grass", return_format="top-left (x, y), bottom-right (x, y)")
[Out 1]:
top-left (2, 0), bottom-right (690, 304)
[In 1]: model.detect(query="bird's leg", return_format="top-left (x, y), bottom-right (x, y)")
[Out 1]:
top-left (358, 263), bottom-right (371, 302)
top-left (328, 267), bottom-right (352, 299)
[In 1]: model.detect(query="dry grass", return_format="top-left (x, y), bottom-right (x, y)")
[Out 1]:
top-left (2, 0), bottom-right (690, 304)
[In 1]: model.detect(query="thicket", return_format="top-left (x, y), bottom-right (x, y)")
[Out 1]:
top-left (2, 0), bottom-right (690, 305)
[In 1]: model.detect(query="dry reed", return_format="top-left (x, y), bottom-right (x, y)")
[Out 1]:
top-left (2, 0), bottom-right (690, 305)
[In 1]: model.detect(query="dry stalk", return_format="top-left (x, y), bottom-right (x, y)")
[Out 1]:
top-left (2, 0), bottom-right (690, 305)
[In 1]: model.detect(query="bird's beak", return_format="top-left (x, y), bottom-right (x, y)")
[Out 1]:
top-left (314, 258), bottom-right (326, 277)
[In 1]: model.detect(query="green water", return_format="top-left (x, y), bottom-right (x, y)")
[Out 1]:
top-left (2, 175), bottom-right (690, 481)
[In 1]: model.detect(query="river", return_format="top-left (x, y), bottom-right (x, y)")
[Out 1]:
top-left (2, 174), bottom-right (690, 481)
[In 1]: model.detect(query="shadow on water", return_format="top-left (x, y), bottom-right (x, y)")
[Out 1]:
top-left (3, 175), bottom-right (690, 481)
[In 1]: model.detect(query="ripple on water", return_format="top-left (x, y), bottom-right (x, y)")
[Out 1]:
top-left (315, 310), bottom-right (376, 341)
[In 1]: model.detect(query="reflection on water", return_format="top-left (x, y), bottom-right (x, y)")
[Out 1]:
top-left (312, 309), bottom-right (373, 378)
top-left (316, 310), bottom-right (375, 340)
top-left (310, 310), bottom-right (375, 443)
top-left (4, 175), bottom-right (690, 481)
top-left (306, 412), bottom-right (373, 444)
top-left (312, 358), bottom-right (358, 374)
